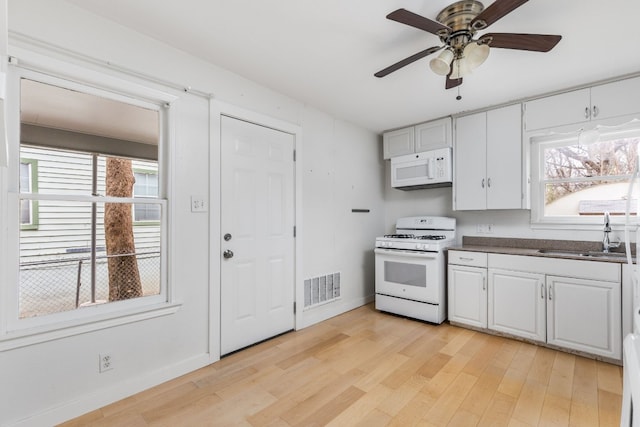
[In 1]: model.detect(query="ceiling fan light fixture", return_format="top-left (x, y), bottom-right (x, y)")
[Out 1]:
top-left (450, 56), bottom-right (471, 79)
top-left (463, 41), bottom-right (490, 71)
top-left (429, 49), bottom-right (454, 75)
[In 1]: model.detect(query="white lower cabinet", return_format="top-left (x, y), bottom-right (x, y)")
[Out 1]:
top-left (448, 264), bottom-right (487, 328)
top-left (546, 275), bottom-right (621, 360)
top-left (448, 250), bottom-right (488, 328)
top-left (448, 251), bottom-right (622, 360)
top-left (488, 269), bottom-right (546, 342)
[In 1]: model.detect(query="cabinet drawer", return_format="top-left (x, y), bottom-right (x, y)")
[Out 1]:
top-left (449, 250), bottom-right (487, 267)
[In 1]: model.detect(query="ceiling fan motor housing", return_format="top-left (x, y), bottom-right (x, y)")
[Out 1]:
top-left (436, 1), bottom-right (485, 54)
top-left (436, 1), bottom-right (484, 31)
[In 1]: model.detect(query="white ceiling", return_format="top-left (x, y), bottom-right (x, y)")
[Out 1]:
top-left (65, 0), bottom-right (640, 134)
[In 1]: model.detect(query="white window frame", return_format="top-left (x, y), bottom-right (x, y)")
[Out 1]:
top-left (0, 50), bottom-right (179, 351)
top-left (530, 119), bottom-right (640, 229)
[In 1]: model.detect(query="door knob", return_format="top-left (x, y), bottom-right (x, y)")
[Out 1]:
top-left (223, 250), bottom-right (234, 259)
top-left (224, 233), bottom-right (232, 241)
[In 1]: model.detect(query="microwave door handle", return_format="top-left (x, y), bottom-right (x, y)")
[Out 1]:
top-left (427, 158), bottom-right (435, 179)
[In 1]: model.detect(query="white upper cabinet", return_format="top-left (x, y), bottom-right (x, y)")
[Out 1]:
top-left (524, 76), bottom-right (640, 131)
top-left (415, 117), bottom-right (452, 152)
top-left (383, 117), bottom-right (451, 159)
top-left (382, 126), bottom-right (414, 159)
top-left (454, 104), bottom-right (523, 210)
top-left (524, 89), bottom-right (590, 131)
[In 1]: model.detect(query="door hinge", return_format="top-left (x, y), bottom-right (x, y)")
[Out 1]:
top-left (293, 150), bottom-right (296, 162)
top-left (293, 225), bottom-right (296, 237)
top-left (293, 301), bottom-right (297, 314)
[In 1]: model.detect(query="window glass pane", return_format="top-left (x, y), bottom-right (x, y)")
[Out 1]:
top-left (537, 131), bottom-right (640, 220)
top-left (544, 138), bottom-right (638, 180)
top-left (20, 199), bottom-right (32, 224)
top-left (20, 162), bottom-right (31, 192)
top-left (19, 200), bottom-right (162, 318)
top-left (17, 75), bottom-right (165, 320)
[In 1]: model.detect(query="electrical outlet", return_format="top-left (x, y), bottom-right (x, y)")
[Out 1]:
top-left (99, 353), bottom-right (113, 372)
top-left (191, 196), bottom-right (207, 213)
top-left (476, 224), bottom-right (494, 234)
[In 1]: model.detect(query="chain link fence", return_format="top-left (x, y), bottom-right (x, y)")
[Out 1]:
top-left (19, 252), bottom-right (160, 318)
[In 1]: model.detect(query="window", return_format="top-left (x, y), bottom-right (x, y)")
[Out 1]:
top-left (531, 123), bottom-right (640, 226)
top-left (19, 158), bottom-right (38, 229)
top-left (133, 168), bottom-right (160, 222)
top-left (7, 66), bottom-right (173, 333)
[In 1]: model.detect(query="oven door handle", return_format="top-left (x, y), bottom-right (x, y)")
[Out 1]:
top-left (374, 248), bottom-right (439, 259)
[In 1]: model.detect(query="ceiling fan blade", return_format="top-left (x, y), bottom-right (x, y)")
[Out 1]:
top-left (374, 46), bottom-right (442, 78)
top-left (470, 0), bottom-right (529, 30)
top-left (386, 9), bottom-right (451, 36)
top-left (480, 33), bottom-right (562, 52)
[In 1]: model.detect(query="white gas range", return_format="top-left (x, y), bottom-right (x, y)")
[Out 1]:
top-left (374, 216), bottom-right (456, 324)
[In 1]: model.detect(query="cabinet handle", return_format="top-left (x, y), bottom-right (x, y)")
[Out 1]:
top-left (481, 178), bottom-right (485, 188)
top-left (540, 282), bottom-right (545, 299)
top-left (460, 257), bottom-right (474, 261)
top-left (487, 178), bottom-right (491, 188)
top-left (584, 107), bottom-right (590, 119)
top-left (548, 285), bottom-right (553, 300)
top-left (593, 105), bottom-right (599, 118)
top-left (483, 277), bottom-right (486, 291)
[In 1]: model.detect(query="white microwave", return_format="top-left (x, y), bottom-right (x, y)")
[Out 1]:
top-left (390, 147), bottom-right (452, 190)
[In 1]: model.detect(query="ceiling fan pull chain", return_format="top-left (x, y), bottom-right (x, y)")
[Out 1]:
top-left (456, 85), bottom-right (462, 100)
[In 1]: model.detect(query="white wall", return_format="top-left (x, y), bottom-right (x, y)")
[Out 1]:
top-left (1, 1), bottom-right (384, 425)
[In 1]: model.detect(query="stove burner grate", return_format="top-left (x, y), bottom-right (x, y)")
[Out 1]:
top-left (417, 235), bottom-right (447, 240)
top-left (383, 234), bottom-right (416, 239)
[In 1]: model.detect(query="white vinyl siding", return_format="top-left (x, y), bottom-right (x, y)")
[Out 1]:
top-left (19, 146), bottom-right (160, 263)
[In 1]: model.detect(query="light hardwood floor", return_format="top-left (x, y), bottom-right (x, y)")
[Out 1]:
top-left (61, 304), bottom-right (623, 426)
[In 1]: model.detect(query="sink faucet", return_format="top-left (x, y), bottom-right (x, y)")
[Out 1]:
top-left (603, 211), bottom-right (612, 253)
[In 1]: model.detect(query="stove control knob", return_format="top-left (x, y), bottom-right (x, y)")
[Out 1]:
top-left (415, 243), bottom-right (422, 250)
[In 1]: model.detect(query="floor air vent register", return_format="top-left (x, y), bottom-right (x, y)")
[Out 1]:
top-left (304, 272), bottom-right (340, 308)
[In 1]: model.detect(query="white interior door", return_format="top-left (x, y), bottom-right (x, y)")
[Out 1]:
top-left (220, 115), bottom-right (295, 355)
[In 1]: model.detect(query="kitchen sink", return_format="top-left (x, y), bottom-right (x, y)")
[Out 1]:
top-left (537, 249), bottom-right (627, 258)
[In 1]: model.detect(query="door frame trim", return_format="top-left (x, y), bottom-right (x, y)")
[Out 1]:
top-left (208, 100), bottom-right (303, 363)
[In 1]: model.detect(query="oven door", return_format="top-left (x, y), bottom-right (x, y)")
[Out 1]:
top-left (374, 248), bottom-right (442, 304)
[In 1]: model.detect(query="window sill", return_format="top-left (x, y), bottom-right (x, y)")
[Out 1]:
top-left (0, 301), bottom-right (182, 352)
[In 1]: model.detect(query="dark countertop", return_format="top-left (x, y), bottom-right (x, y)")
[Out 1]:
top-left (450, 236), bottom-right (632, 264)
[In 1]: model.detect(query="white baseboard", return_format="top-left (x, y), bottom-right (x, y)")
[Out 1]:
top-left (297, 294), bottom-right (374, 330)
top-left (8, 353), bottom-right (212, 427)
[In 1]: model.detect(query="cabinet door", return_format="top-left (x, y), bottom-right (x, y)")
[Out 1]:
top-left (486, 104), bottom-right (522, 209)
top-left (454, 112), bottom-right (487, 210)
top-left (591, 76), bottom-right (640, 121)
top-left (448, 265), bottom-right (487, 328)
top-left (524, 88), bottom-right (590, 131)
top-left (547, 275), bottom-right (621, 360)
top-left (415, 117), bottom-right (452, 151)
top-left (488, 269), bottom-right (546, 342)
top-left (383, 127), bottom-right (414, 159)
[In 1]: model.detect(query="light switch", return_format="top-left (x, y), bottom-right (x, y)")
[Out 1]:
top-left (191, 196), bottom-right (207, 212)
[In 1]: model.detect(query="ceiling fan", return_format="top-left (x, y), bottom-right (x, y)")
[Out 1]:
top-left (374, 0), bottom-right (562, 92)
